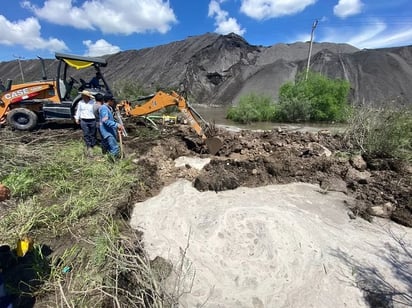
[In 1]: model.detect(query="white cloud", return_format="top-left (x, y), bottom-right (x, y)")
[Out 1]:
top-left (314, 19), bottom-right (412, 49)
top-left (83, 39), bottom-right (121, 57)
top-left (208, 0), bottom-right (245, 36)
top-left (0, 15), bottom-right (68, 51)
top-left (23, 0), bottom-right (177, 35)
top-left (240, 0), bottom-right (317, 20)
top-left (333, 0), bottom-right (364, 19)
top-left (359, 28), bottom-right (412, 49)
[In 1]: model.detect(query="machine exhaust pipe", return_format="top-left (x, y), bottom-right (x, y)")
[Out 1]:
top-left (37, 56), bottom-right (47, 80)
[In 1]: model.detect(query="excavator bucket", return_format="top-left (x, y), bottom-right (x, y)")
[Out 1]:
top-left (205, 137), bottom-right (223, 155)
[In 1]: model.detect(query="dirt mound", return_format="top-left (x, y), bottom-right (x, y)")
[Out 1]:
top-left (124, 124), bottom-right (411, 227)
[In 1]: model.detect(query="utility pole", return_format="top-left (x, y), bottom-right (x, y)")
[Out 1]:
top-left (13, 55), bottom-right (25, 83)
top-left (305, 19), bottom-right (318, 81)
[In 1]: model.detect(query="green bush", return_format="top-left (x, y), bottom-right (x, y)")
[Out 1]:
top-left (274, 94), bottom-right (311, 122)
top-left (227, 93), bottom-right (276, 124)
top-left (112, 79), bottom-right (148, 100)
top-left (277, 72), bottom-right (351, 122)
top-left (344, 106), bottom-right (412, 162)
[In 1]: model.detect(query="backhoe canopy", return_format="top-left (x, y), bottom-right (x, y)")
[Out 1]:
top-left (55, 52), bottom-right (111, 101)
top-left (55, 53), bottom-right (107, 70)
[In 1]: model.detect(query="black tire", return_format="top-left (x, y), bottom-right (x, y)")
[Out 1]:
top-left (7, 108), bottom-right (38, 130)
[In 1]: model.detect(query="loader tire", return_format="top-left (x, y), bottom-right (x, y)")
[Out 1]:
top-left (7, 108), bottom-right (38, 131)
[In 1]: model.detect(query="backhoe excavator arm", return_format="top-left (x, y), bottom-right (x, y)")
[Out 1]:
top-left (118, 91), bottom-right (222, 154)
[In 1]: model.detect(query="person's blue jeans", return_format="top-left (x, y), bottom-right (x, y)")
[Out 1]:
top-left (80, 119), bottom-right (97, 148)
top-left (102, 135), bottom-right (120, 157)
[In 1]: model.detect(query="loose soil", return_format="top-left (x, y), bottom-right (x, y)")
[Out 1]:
top-left (123, 123), bottom-right (412, 227)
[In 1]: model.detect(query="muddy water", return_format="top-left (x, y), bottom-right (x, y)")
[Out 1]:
top-left (194, 105), bottom-right (347, 133)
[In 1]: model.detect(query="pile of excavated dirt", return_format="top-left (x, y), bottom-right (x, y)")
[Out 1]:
top-left (125, 124), bottom-right (411, 227)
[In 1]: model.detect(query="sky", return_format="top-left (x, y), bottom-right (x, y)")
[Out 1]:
top-left (0, 0), bottom-right (411, 62)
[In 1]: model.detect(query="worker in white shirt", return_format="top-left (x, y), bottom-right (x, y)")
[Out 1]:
top-left (74, 90), bottom-right (97, 157)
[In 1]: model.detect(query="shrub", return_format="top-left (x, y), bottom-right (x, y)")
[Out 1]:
top-left (112, 79), bottom-right (148, 100)
top-left (344, 106), bottom-right (412, 162)
top-left (277, 72), bottom-right (351, 122)
top-left (226, 93), bottom-right (276, 124)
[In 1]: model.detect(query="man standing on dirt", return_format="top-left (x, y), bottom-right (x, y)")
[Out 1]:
top-left (74, 90), bottom-right (97, 157)
top-left (99, 94), bottom-right (124, 158)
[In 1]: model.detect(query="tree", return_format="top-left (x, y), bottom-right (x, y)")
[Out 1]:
top-left (277, 72), bottom-right (351, 122)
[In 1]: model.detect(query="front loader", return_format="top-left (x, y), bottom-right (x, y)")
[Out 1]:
top-left (0, 53), bottom-right (111, 130)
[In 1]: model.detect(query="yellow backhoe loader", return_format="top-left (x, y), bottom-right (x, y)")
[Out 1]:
top-left (0, 53), bottom-right (110, 130)
top-left (0, 53), bottom-right (223, 154)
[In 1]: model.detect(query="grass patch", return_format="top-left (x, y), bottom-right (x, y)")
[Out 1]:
top-left (0, 131), bottom-right (191, 307)
top-left (226, 93), bottom-right (276, 124)
top-left (0, 136), bottom-right (148, 306)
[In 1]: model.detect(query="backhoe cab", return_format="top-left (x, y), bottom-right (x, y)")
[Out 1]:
top-left (0, 52), bottom-right (111, 130)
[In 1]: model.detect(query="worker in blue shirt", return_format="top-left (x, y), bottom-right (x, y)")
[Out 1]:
top-left (99, 94), bottom-right (124, 158)
top-left (89, 72), bottom-right (102, 89)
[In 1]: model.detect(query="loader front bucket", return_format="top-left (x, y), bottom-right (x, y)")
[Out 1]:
top-left (205, 137), bottom-right (223, 155)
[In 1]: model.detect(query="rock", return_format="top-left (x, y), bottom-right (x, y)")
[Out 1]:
top-left (350, 155), bottom-right (367, 171)
top-left (194, 173), bottom-right (240, 192)
top-left (320, 177), bottom-right (348, 194)
top-left (174, 156), bottom-right (211, 170)
top-left (345, 168), bottom-right (371, 184)
top-left (150, 256), bottom-right (173, 282)
top-left (0, 184), bottom-right (11, 202)
top-left (233, 144), bottom-right (243, 153)
top-left (347, 211), bottom-right (356, 219)
top-left (369, 206), bottom-right (386, 218)
top-left (368, 202), bottom-right (396, 218)
top-left (306, 142), bottom-right (332, 157)
top-left (262, 142), bottom-right (272, 152)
